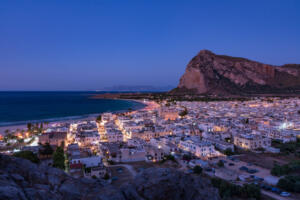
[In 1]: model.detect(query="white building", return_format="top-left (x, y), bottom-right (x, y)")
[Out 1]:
top-left (179, 139), bottom-right (219, 159)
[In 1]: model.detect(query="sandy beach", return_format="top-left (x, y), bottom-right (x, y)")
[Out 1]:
top-left (0, 99), bottom-right (155, 136)
top-left (0, 115), bottom-right (97, 135)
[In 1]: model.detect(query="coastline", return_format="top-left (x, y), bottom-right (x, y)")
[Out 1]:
top-left (0, 98), bottom-right (150, 135)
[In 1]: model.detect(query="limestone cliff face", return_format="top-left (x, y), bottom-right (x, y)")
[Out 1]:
top-left (173, 50), bottom-right (300, 95)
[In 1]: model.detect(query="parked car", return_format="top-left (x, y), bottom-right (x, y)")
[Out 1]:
top-left (247, 169), bottom-right (258, 174)
top-left (271, 187), bottom-right (281, 194)
top-left (260, 184), bottom-right (272, 190)
top-left (117, 168), bottom-right (123, 173)
top-left (239, 166), bottom-right (248, 171)
top-left (252, 176), bottom-right (264, 181)
top-left (280, 192), bottom-right (291, 197)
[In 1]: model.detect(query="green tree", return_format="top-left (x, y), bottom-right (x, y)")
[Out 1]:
top-left (271, 164), bottom-right (289, 176)
top-left (39, 123), bottom-right (43, 132)
top-left (277, 176), bottom-right (300, 193)
top-left (13, 151), bottom-right (40, 164)
top-left (53, 146), bottom-right (65, 170)
top-left (242, 184), bottom-right (261, 199)
top-left (35, 123), bottom-right (39, 132)
top-left (45, 121), bottom-right (49, 128)
top-left (271, 161), bottom-right (300, 176)
top-left (161, 155), bottom-right (176, 163)
top-left (60, 141), bottom-right (65, 148)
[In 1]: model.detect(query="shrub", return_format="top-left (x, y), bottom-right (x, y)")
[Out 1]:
top-left (211, 178), bottom-right (261, 199)
top-left (107, 160), bottom-right (115, 165)
top-left (96, 115), bottom-right (102, 122)
top-left (271, 164), bottom-right (290, 176)
top-left (39, 143), bottom-right (54, 156)
top-left (179, 108), bottom-right (188, 117)
top-left (161, 155), bottom-right (177, 163)
top-left (271, 161), bottom-right (300, 176)
top-left (224, 148), bottom-right (234, 156)
top-left (217, 160), bottom-right (224, 167)
top-left (182, 154), bottom-right (192, 161)
top-left (13, 151), bottom-right (40, 164)
top-left (277, 175), bottom-right (300, 193)
top-left (193, 166), bottom-right (202, 174)
top-left (103, 173), bottom-right (110, 180)
top-left (53, 146), bottom-right (65, 170)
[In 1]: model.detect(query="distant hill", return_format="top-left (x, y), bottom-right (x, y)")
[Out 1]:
top-left (171, 50), bottom-right (300, 95)
top-left (102, 85), bottom-right (174, 92)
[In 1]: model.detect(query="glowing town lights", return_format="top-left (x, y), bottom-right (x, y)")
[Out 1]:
top-left (249, 104), bottom-right (259, 108)
top-left (279, 122), bottom-right (294, 130)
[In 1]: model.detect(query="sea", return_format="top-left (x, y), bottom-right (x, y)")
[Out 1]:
top-left (0, 91), bottom-right (145, 127)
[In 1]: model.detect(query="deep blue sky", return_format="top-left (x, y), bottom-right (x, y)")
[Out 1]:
top-left (1, 0), bottom-right (300, 91)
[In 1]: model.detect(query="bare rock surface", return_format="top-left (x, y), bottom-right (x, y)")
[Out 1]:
top-left (0, 154), bottom-right (220, 200)
top-left (172, 50), bottom-right (300, 95)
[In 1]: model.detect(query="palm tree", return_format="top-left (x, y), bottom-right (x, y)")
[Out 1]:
top-left (96, 115), bottom-right (102, 123)
top-left (27, 123), bottom-right (32, 132)
top-left (4, 129), bottom-right (10, 135)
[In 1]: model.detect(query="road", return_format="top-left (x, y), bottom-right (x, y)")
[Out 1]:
top-left (262, 190), bottom-right (295, 200)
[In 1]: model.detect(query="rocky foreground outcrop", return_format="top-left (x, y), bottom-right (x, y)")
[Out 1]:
top-left (0, 154), bottom-right (220, 200)
top-left (172, 50), bottom-right (300, 95)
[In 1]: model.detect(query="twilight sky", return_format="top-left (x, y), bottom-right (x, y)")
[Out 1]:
top-left (1, 0), bottom-right (300, 91)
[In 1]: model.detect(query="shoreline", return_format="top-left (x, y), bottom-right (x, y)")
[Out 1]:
top-left (0, 98), bottom-right (150, 135)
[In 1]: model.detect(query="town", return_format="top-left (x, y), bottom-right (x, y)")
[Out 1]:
top-left (1, 97), bottom-right (300, 200)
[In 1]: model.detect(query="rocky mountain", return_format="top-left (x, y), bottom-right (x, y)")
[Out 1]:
top-left (0, 154), bottom-right (220, 200)
top-left (172, 50), bottom-right (300, 95)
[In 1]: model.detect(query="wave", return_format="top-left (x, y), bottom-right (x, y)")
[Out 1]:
top-left (0, 102), bottom-right (145, 127)
top-left (0, 115), bottom-right (92, 127)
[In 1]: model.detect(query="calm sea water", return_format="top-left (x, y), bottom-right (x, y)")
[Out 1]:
top-left (0, 92), bottom-right (145, 126)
